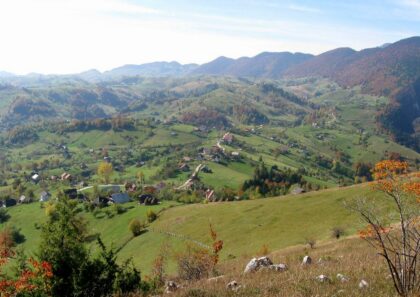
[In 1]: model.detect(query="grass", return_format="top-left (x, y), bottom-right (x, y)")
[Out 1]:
top-left (164, 237), bottom-right (396, 297)
top-left (1, 183), bottom-right (381, 275)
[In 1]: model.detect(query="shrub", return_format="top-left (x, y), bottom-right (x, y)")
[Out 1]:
top-left (305, 238), bottom-right (316, 249)
top-left (0, 208), bottom-right (10, 223)
top-left (146, 210), bottom-right (157, 223)
top-left (176, 245), bottom-right (214, 281)
top-left (129, 219), bottom-right (144, 237)
top-left (113, 204), bottom-right (127, 215)
top-left (331, 227), bottom-right (345, 239)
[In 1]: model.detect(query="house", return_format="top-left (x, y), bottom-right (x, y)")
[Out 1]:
top-left (104, 156), bottom-right (112, 163)
top-left (124, 182), bottom-right (137, 192)
top-left (291, 187), bottom-right (305, 195)
top-left (182, 156), bottom-right (192, 162)
top-left (50, 175), bottom-right (58, 181)
top-left (64, 188), bottom-right (78, 199)
top-left (31, 174), bottom-right (40, 183)
top-left (40, 191), bottom-right (51, 202)
top-left (1, 198), bottom-right (17, 208)
top-left (201, 165), bottom-right (212, 173)
top-left (93, 196), bottom-right (112, 207)
top-left (61, 172), bottom-right (72, 181)
top-left (138, 194), bottom-right (159, 205)
top-left (179, 163), bottom-right (190, 172)
top-left (231, 151), bottom-right (240, 157)
top-left (110, 192), bottom-right (130, 204)
top-left (143, 185), bottom-right (157, 194)
top-left (19, 195), bottom-right (32, 204)
top-left (205, 189), bottom-right (215, 202)
top-left (222, 132), bottom-right (234, 144)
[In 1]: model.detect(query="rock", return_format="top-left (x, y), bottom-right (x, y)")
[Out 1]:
top-left (244, 256), bottom-right (273, 273)
top-left (336, 273), bottom-right (349, 283)
top-left (316, 274), bottom-right (331, 283)
top-left (359, 279), bottom-right (369, 289)
top-left (268, 264), bottom-right (288, 272)
top-left (302, 255), bottom-right (312, 265)
top-left (207, 275), bottom-right (225, 282)
top-left (165, 281), bottom-right (179, 293)
top-left (226, 280), bottom-right (241, 291)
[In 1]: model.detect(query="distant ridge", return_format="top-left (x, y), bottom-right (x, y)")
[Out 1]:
top-left (192, 52), bottom-right (313, 78)
top-left (104, 61), bottom-right (198, 78)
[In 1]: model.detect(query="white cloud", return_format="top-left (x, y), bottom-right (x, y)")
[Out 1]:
top-left (288, 4), bottom-right (322, 13)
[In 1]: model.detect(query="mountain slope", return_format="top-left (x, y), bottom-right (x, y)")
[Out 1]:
top-left (104, 61), bottom-right (198, 77)
top-left (192, 52), bottom-right (313, 78)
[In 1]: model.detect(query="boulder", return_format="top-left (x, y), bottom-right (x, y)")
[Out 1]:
top-left (336, 273), bottom-right (349, 283)
top-left (226, 280), bottom-right (241, 291)
top-left (302, 255), bottom-right (312, 265)
top-left (165, 281), bottom-right (179, 293)
top-left (268, 264), bottom-right (288, 272)
top-left (359, 279), bottom-right (369, 289)
top-left (244, 256), bottom-right (273, 273)
top-left (316, 274), bottom-right (331, 283)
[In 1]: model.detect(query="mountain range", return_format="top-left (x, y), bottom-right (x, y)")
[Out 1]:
top-left (0, 36), bottom-right (419, 149)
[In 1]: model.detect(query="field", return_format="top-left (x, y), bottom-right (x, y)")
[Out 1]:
top-left (1, 183), bottom-right (384, 275)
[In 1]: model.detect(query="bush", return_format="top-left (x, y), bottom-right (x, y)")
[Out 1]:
top-left (0, 208), bottom-right (10, 223)
top-left (304, 238), bottom-right (316, 249)
top-left (177, 245), bottom-right (214, 281)
top-left (331, 227), bottom-right (345, 239)
top-left (113, 204), bottom-right (127, 215)
top-left (129, 219), bottom-right (144, 237)
top-left (146, 210), bottom-right (157, 223)
top-left (11, 227), bottom-right (25, 244)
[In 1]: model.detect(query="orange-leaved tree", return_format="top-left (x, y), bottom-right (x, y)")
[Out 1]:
top-left (0, 228), bottom-right (53, 296)
top-left (350, 160), bottom-right (419, 296)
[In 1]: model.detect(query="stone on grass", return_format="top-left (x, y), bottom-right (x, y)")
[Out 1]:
top-left (359, 279), bottom-right (369, 289)
top-left (336, 273), bottom-right (349, 282)
top-left (227, 280), bottom-right (241, 291)
top-left (244, 256), bottom-right (273, 273)
top-left (268, 264), bottom-right (288, 272)
top-left (302, 255), bottom-right (312, 265)
top-left (165, 281), bottom-right (179, 293)
top-left (316, 274), bottom-right (331, 283)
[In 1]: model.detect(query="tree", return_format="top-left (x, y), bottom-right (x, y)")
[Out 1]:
top-left (97, 162), bottom-right (113, 184)
top-left (39, 198), bottom-right (89, 296)
top-left (348, 160), bottom-right (419, 296)
top-left (137, 171), bottom-right (145, 185)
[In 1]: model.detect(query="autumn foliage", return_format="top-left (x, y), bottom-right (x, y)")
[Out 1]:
top-left (0, 229), bottom-right (53, 297)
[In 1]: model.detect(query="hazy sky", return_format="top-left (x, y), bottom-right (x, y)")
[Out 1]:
top-left (0, 0), bottom-right (419, 74)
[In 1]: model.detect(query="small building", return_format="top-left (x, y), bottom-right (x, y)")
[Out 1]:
top-left (40, 191), bottom-right (51, 202)
top-left (222, 132), bottom-right (234, 144)
top-left (104, 156), bottom-right (111, 163)
top-left (138, 194), bottom-right (159, 205)
top-left (110, 193), bottom-right (130, 204)
top-left (179, 163), bottom-right (190, 172)
top-left (201, 165), bottom-right (212, 173)
top-left (61, 172), bottom-right (72, 181)
top-left (231, 151), bottom-right (240, 157)
top-left (205, 189), bottom-right (215, 202)
top-left (63, 188), bottom-right (78, 199)
top-left (19, 195), bottom-right (32, 204)
top-left (93, 196), bottom-right (112, 207)
top-left (291, 187), bottom-right (305, 195)
top-left (2, 198), bottom-right (17, 208)
top-left (182, 156), bottom-right (192, 162)
top-left (31, 174), bottom-right (40, 183)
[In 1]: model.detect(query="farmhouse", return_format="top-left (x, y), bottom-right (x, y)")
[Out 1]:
top-left (110, 192), bottom-right (130, 204)
top-left (64, 188), bottom-right (78, 199)
top-left (40, 191), bottom-right (51, 202)
top-left (1, 198), bottom-right (17, 208)
top-left (61, 172), bottom-right (72, 181)
top-left (31, 173), bottom-right (40, 183)
top-left (222, 132), bottom-right (234, 144)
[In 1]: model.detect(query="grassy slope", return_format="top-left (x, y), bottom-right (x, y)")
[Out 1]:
top-left (1, 184), bottom-right (379, 274)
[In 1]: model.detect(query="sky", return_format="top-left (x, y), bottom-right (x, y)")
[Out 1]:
top-left (0, 0), bottom-right (419, 74)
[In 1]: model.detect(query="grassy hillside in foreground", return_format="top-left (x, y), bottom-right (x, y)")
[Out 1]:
top-left (0, 183), bottom-right (387, 275)
top-left (166, 237), bottom-right (394, 297)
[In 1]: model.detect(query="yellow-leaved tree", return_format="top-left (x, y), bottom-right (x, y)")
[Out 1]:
top-left (97, 162), bottom-right (113, 184)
